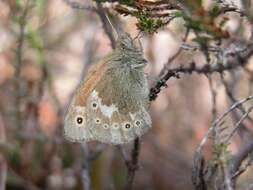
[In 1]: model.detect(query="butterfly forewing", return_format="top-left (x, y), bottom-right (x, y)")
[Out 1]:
top-left (64, 33), bottom-right (151, 144)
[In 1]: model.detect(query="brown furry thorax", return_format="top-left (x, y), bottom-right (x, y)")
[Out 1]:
top-left (108, 33), bottom-right (145, 70)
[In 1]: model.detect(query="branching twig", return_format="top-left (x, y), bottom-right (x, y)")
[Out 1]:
top-left (225, 105), bottom-right (253, 143)
top-left (149, 42), bottom-right (253, 101)
top-left (193, 94), bottom-right (253, 190)
top-left (231, 140), bottom-right (253, 176)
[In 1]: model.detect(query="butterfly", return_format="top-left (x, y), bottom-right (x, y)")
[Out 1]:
top-left (64, 33), bottom-right (151, 144)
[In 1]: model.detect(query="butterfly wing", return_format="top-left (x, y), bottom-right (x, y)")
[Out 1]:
top-left (64, 56), bottom-right (151, 144)
top-left (64, 59), bottom-right (108, 142)
top-left (83, 89), bottom-right (151, 144)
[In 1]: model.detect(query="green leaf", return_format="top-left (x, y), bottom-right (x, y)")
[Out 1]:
top-left (15, 0), bottom-right (22, 10)
top-left (173, 11), bottom-right (185, 18)
top-left (119, 0), bottom-right (134, 6)
top-left (136, 12), bottom-right (164, 33)
top-left (209, 5), bottom-right (221, 17)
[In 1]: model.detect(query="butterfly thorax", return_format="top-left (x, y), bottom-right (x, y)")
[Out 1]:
top-left (95, 48), bottom-right (149, 114)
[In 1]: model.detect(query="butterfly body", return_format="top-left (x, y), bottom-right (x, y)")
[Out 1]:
top-left (64, 33), bottom-right (151, 144)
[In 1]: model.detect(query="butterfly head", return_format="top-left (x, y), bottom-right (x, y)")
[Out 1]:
top-left (116, 33), bottom-right (143, 53)
top-left (114, 33), bottom-right (146, 70)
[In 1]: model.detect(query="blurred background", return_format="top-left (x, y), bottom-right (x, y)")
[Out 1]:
top-left (0, 0), bottom-right (253, 189)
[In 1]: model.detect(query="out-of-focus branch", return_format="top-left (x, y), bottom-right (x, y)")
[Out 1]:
top-left (14, 0), bottom-right (31, 129)
top-left (0, 114), bottom-right (6, 190)
top-left (63, 0), bottom-right (96, 11)
top-left (80, 144), bottom-right (91, 190)
top-left (8, 169), bottom-right (42, 190)
top-left (95, 1), bottom-right (116, 49)
top-left (207, 76), bottom-right (218, 138)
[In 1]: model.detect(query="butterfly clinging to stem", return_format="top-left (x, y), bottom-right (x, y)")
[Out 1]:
top-left (64, 31), bottom-right (152, 144)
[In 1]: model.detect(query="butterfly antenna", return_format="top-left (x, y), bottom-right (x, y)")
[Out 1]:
top-left (105, 13), bottom-right (119, 39)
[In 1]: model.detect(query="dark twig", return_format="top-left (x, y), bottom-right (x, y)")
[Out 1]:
top-left (13, 0), bottom-right (31, 129)
top-left (80, 144), bottom-right (92, 190)
top-left (193, 94), bottom-right (253, 190)
top-left (149, 42), bottom-right (253, 101)
top-left (231, 140), bottom-right (253, 176)
top-left (123, 138), bottom-right (140, 190)
top-left (221, 74), bottom-right (253, 124)
top-left (225, 105), bottom-right (253, 143)
top-left (231, 155), bottom-right (252, 180)
top-left (95, 1), bottom-right (116, 49)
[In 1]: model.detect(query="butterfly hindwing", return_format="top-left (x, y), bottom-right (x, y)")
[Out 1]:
top-left (83, 89), bottom-right (151, 144)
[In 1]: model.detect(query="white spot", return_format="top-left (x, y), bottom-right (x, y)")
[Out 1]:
top-left (74, 106), bottom-right (86, 114)
top-left (91, 90), bottom-right (118, 118)
top-left (91, 90), bottom-right (98, 98)
top-left (100, 104), bottom-right (118, 118)
top-left (129, 112), bottom-right (137, 120)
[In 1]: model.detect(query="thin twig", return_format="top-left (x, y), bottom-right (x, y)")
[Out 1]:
top-left (13, 0), bottom-right (31, 129)
top-left (221, 74), bottom-right (253, 125)
top-left (80, 143), bottom-right (91, 190)
top-left (225, 105), bottom-right (253, 143)
top-left (123, 138), bottom-right (140, 190)
top-left (231, 155), bottom-right (252, 179)
top-left (95, 1), bottom-right (116, 49)
top-left (194, 94), bottom-right (253, 163)
top-left (207, 75), bottom-right (218, 142)
top-left (149, 42), bottom-right (253, 101)
top-left (231, 140), bottom-right (253, 176)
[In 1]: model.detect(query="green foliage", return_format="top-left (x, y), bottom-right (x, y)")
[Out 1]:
top-left (7, 144), bottom-right (22, 169)
top-left (209, 5), bottom-right (221, 18)
top-left (26, 24), bottom-right (45, 65)
top-left (15, 0), bottom-right (22, 10)
top-left (173, 11), bottom-right (186, 18)
top-left (61, 145), bottom-right (75, 168)
top-left (118, 0), bottom-right (134, 6)
top-left (212, 143), bottom-right (231, 164)
top-left (27, 25), bottom-right (43, 51)
top-left (184, 16), bottom-right (204, 32)
top-left (136, 12), bottom-right (163, 33)
top-left (192, 36), bottom-right (211, 45)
